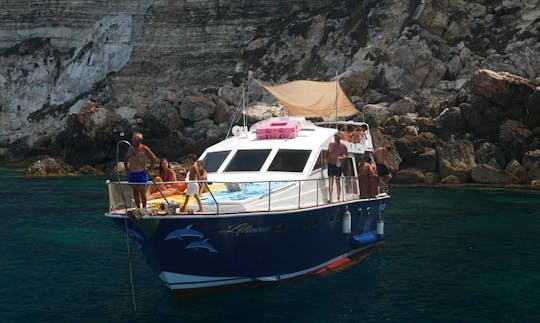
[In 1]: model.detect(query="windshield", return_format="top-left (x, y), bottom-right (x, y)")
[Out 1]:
top-left (224, 149), bottom-right (272, 172)
top-left (268, 149), bottom-right (311, 172)
top-left (203, 151), bottom-right (231, 172)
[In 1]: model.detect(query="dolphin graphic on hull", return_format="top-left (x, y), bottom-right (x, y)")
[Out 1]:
top-left (127, 228), bottom-right (143, 241)
top-left (165, 225), bottom-right (204, 241)
top-left (185, 239), bottom-right (218, 253)
top-left (126, 228), bottom-right (143, 249)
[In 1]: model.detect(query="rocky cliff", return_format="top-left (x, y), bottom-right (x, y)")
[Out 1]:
top-left (1, 0), bottom-right (540, 185)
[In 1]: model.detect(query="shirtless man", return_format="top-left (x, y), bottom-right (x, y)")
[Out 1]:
top-left (327, 133), bottom-right (348, 203)
top-left (373, 146), bottom-right (393, 184)
top-left (124, 132), bottom-right (158, 208)
top-left (181, 153), bottom-right (204, 213)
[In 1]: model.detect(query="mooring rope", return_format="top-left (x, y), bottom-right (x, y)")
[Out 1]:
top-left (115, 139), bottom-right (137, 311)
top-left (124, 218), bottom-right (137, 311)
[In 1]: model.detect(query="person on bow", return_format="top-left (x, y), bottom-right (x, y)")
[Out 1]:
top-left (124, 131), bottom-right (158, 209)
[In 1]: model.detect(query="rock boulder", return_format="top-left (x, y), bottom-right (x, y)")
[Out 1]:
top-left (437, 140), bottom-right (476, 182)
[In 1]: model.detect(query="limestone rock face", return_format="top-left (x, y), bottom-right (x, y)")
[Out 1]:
top-left (394, 133), bottom-right (438, 169)
top-left (0, 14), bottom-right (132, 147)
top-left (179, 96), bottom-right (216, 122)
top-left (437, 140), bottom-right (476, 182)
top-left (499, 120), bottom-right (534, 161)
top-left (363, 103), bottom-right (391, 128)
top-left (0, 0), bottom-right (539, 176)
top-left (393, 168), bottom-right (426, 184)
top-left (440, 175), bottom-right (461, 184)
top-left (24, 157), bottom-right (76, 177)
top-left (416, 148), bottom-right (438, 172)
top-left (434, 107), bottom-right (465, 140)
top-left (390, 97), bottom-right (415, 115)
top-left (471, 164), bottom-right (519, 185)
top-left (504, 159), bottom-right (527, 184)
top-left (78, 165), bottom-right (105, 176)
top-left (472, 69), bottom-right (538, 125)
top-left (475, 142), bottom-right (506, 170)
top-left (523, 150), bottom-right (540, 181)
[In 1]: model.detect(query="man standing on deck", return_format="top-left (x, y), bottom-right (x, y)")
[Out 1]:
top-left (327, 133), bottom-right (348, 203)
top-left (124, 131), bottom-right (158, 208)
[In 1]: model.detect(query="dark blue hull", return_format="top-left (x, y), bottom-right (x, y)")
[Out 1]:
top-left (110, 196), bottom-right (389, 294)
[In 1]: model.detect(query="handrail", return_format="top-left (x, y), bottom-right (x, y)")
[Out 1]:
top-left (106, 176), bottom-right (389, 216)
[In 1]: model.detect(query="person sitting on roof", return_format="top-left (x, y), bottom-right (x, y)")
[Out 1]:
top-left (348, 129), bottom-right (358, 143)
top-left (349, 125), bottom-right (367, 144)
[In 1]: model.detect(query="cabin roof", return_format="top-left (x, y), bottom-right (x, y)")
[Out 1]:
top-left (206, 125), bottom-right (334, 152)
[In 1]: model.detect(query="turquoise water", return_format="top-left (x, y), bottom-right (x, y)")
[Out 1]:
top-left (1, 166), bottom-right (539, 322)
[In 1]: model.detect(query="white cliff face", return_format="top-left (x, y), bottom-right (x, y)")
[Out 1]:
top-left (0, 14), bottom-right (132, 146)
top-left (0, 0), bottom-right (335, 148)
top-left (51, 15), bottom-right (133, 105)
top-left (0, 0), bottom-right (539, 171)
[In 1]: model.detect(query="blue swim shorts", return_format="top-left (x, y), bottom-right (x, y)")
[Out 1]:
top-left (128, 171), bottom-right (149, 183)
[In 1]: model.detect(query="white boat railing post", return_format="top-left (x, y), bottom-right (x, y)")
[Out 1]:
top-left (268, 180), bottom-right (271, 212)
top-left (298, 180), bottom-right (301, 209)
top-left (315, 179), bottom-right (318, 206)
top-left (340, 176), bottom-right (344, 201)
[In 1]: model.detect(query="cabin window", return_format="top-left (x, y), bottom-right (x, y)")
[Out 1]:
top-left (313, 149), bottom-right (327, 172)
top-left (268, 149), bottom-right (310, 172)
top-left (203, 151), bottom-right (231, 172)
top-left (224, 149), bottom-right (272, 172)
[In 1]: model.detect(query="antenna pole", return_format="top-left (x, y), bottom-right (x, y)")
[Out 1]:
top-left (243, 77), bottom-right (247, 129)
top-left (335, 70), bottom-right (339, 129)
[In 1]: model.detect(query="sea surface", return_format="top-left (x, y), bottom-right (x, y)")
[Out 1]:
top-left (1, 166), bottom-right (539, 323)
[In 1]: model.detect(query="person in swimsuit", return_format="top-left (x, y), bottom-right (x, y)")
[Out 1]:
top-left (358, 153), bottom-right (379, 197)
top-left (124, 131), bottom-right (158, 208)
top-left (181, 153), bottom-right (204, 213)
top-left (196, 160), bottom-right (209, 194)
top-left (147, 158), bottom-right (180, 199)
top-left (326, 133), bottom-right (348, 203)
top-left (374, 146), bottom-right (393, 184)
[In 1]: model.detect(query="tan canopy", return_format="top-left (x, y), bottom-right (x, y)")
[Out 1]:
top-left (261, 80), bottom-right (358, 118)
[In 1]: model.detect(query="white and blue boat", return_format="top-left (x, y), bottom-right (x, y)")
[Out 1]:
top-left (106, 80), bottom-right (390, 296)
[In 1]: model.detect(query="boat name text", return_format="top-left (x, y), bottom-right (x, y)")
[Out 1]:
top-left (220, 223), bottom-right (272, 235)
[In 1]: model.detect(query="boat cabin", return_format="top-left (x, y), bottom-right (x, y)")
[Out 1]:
top-left (200, 117), bottom-right (373, 185)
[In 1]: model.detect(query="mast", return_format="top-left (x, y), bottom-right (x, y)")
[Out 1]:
top-left (335, 70), bottom-right (339, 129)
top-left (242, 78), bottom-right (247, 130)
